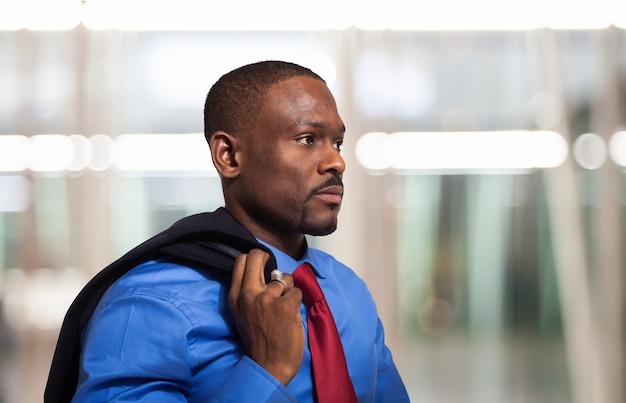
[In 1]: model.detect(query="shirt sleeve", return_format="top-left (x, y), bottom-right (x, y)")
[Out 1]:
top-left (73, 289), bottom-right (295, 402)
top-left (209, 357), bottom-right (296, 403)
top-left (374, 318), bottom-right (411, 402)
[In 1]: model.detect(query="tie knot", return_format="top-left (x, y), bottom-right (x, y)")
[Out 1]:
top-left (293, 262), bottom-right (324, 307)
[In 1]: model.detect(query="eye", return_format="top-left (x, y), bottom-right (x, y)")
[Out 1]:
top-left (297, 135), bottom-right (315, 146)
top-left (334, 140), bottom-right (343, 152)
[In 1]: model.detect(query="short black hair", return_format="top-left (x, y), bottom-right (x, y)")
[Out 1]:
top-left (203, 60), bottom-right (325, 144)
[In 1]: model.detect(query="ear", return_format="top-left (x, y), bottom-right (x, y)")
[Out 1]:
top-left (209, 131), bottom-right (241, 179)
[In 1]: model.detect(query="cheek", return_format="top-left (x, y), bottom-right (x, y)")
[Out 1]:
top-left (271, 174), bottom-right (306, 198)
top-left (250, 149), bottom-right (313, 200)
top-left (272, 167), bottom-right (314, 205)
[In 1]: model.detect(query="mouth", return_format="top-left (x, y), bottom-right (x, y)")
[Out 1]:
top-left (307, 177), bottom-right (344, 205)
top-left (312, 184), bottom-right (344, 205)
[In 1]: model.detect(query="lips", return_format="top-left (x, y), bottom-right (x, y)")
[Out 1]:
top-left (314, 185), bottom-right (344, 204)
top-left (316, 185), bottom-right (343, 196)
top-left (307, 176), bottom-right (344, 204)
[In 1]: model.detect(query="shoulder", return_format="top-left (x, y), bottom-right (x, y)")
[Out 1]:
top-left (307, 248), bottom-right (380, 329)
top-left (95, 260), bottom-right (227, 320)
top-left (308, 248), bottom-right (362, 281)
top-left (308, 248), bottom-right (373, 300)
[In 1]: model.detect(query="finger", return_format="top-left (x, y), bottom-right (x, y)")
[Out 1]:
top-left (228, 253), bottom-right (249, 308)
top-left (267, 272), bottom-right (295, 296)
top-left (281, 285), bottom-right (303, 305)
top-left (240, 248), bottom-right (269, 291)
top-left (268, 279), bottom-right (287, 295)
top-left (281, 272), bottom-right (294, 289)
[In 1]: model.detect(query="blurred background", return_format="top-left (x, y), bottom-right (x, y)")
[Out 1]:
top-left (0, 0), bottom-right (625, 402)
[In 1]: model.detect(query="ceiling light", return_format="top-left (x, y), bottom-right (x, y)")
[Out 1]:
top-left (356, 130), bottom-right (569, 173)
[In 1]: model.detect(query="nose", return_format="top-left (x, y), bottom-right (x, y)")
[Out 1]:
top-left (319, 143), bottom-right (346, 176)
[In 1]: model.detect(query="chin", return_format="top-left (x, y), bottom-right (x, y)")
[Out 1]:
top-left (300, 218), bottom-right (338, 236)
top-left (299, 206), bottom-right (340, 236)
top-left (307, 226), bottom-right (337, 237)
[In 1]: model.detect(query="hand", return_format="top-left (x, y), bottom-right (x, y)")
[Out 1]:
top-left (228, 249), bottom-right (304, 386)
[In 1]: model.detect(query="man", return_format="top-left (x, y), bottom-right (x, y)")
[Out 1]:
top-left (46, 61), bottom-right (409, 402)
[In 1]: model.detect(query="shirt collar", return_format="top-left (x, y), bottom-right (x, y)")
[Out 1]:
top-left (256, 239), bottom-right (324, 278)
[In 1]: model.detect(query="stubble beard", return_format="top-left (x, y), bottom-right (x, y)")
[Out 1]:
top-left (298, 176), bottom-right (343, 236)
top-left (298, 205), bottom-right (339, 236)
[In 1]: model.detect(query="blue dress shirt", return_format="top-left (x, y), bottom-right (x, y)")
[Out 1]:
top-left (73, 242), bottom-right (409, 402)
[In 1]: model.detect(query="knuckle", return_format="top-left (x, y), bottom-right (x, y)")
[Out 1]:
top-left (236, 288), bottom-right (259, 306)
top-left (248, 248), bottom-right (268, 259)
top-left (282, 273), bottom-right (294, 286)
top-left (257, 290), bottom-right (275, 305)
top-left (233, 252), bottom-right (248, 266)
top-left (288, 287), bottom-right (303, 300)
top-left (277, 299), bottom-right (299, 315)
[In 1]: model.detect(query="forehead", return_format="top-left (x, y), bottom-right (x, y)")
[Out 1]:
top-left (259, 76), bottom-right (343, 131)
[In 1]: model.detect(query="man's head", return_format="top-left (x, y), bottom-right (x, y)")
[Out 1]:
top-left (204, 61), bottom-right (325, 143)
top-left (205, 61), bottom-right (346, 255)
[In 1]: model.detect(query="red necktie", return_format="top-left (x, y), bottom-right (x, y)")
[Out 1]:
top-left (293, 263), bottom-right (358, 403)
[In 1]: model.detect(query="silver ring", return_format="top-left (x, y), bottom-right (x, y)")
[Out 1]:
top-left (271, 269), bottom-right (284, 282)
top-left (271, 278), bottom-right (287, 290)
top-left (270, 269), bottom-right (287, 290)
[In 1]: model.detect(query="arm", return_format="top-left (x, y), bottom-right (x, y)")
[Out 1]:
top-left (228, 249), bottom-right (305, 386)
top-left (72, 261), bottom-right (298, 402)
top-left (374, 318), bottom-right (411, 402)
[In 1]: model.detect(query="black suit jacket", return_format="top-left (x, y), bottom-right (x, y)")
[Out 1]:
top-left (44, 207), bottom-right (277, 403)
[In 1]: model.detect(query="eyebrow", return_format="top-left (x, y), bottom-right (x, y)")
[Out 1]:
top-left (293, 118), bottom-right (346, 134)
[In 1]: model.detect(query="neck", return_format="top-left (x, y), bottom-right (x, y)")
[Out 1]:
top-left (254, 228), bottom-right (307, 260)
top-left (224, 206), bottom-right (306, 260)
